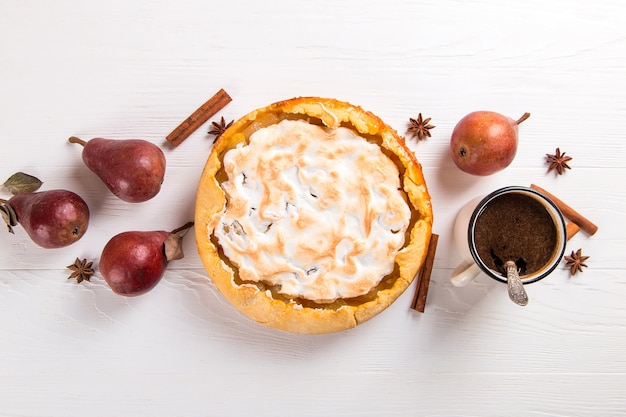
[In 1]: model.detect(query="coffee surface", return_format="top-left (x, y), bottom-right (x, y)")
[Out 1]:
top-left (474, 192), bottom-right (557, 276)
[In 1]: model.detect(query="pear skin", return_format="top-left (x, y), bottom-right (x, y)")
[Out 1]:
top-left (99, 222), bottom-right (193, 296)
top-left (70, 137), bottom-right (166, 203)
top-left (6, 190), bottom-right (89, 248)
top-left (450, 111), bottom-right (530, 176)
top-left (100, 230), bottom-right (170, 296)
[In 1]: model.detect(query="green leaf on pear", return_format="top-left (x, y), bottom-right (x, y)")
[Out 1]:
top-left (2, 172), bottom-right (43, 195)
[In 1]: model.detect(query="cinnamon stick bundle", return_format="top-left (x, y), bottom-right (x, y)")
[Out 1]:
top-left (566, 222), bottom-right (580, 241)
top-left (530, 184), bottom-right (598, 236)
top-left (166, 89), bottom-right (232, 147)
top-left (411, 233), bottom-right (439, 313)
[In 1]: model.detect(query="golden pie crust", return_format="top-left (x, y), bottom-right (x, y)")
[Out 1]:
top-left (195, 97), bottom-right (433, 334)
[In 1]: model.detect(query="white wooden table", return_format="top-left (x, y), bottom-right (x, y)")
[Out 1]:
top-left (1, 1), bottom-right (625, 416)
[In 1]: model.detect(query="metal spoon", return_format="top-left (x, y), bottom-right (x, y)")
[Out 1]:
top-left (490, 249), bottom-right (529, 306)
top-left (504, 260), bottom-right (529, 306)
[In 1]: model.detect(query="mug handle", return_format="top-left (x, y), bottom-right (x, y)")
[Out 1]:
top-left (450, 260), bottom-right (481, 287)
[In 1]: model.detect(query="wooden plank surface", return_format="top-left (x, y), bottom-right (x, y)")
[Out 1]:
top-left (1, 0), bottom-right (625, 416)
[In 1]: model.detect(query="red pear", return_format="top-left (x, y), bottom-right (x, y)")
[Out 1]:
top-left (450, 111), bottom-right (530, 176)
top-left (1, 190), bottom-right (89, 248)
top-left (99, 222), bottom-right (193, 296)
top-left (69, 136), bottom-right (166, 203)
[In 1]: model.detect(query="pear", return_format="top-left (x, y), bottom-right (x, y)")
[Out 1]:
top-left (450, 111), bottom-right (530, 176)
top-left (99, 222), bottom-right (193, 296)
top-left (1, 190), bottom-right (89, 248)
top-left (69, 136), bottom-right (166, 203)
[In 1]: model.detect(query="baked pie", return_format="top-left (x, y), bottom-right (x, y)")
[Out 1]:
top-left (195, 97), bottom-right (433, 334)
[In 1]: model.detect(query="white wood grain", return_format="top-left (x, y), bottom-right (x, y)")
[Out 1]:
top-left (1, 0), bottom-right (626, 416)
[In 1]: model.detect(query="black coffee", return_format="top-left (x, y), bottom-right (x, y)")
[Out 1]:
top-left (473, 192), bottom-right (557, 276)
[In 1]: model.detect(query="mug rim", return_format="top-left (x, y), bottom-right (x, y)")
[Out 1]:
top-left (467, 185), bottom-right (567, 285)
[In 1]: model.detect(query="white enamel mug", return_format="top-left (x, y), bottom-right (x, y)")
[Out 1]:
top-left (450, 186), bottom-right (568, 287)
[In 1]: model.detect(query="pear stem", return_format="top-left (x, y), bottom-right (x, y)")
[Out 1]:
top-left (171, 221), bottom-right (194, 235)
top-left (516, 112), bottom-right (531, 125)
top-left (68, 136), bottom-right (87, 146)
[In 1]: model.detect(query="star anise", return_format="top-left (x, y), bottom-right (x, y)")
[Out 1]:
top-left (546, 147), bottom-right (572, 175)
top-left (208, 116), bottom-right (233, 141)
top-left (408, 113), bottom-right (435, 141)
top-left (67, 257), bottom-right (94, 283)
top-left (564, 248), bottom-right (589, 276)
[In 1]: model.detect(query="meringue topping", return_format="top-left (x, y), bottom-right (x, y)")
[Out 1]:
top-left (213, 119), bottom-right (411, 302)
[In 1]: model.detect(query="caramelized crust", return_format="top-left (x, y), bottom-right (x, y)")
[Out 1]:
top-left (195, 97), bottom-right (433, 334)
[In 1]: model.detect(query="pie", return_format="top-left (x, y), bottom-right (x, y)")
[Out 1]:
top-left (195, 97), bottom-right (433, 334)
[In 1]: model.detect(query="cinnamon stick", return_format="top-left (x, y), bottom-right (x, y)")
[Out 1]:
top-left (566, 222), bottom-right (580, 241)
top-left (411, 233), bottom-right (438, 313)
top-left (166, 88), bottom-right (232, 147)
top-left (530, 184), bottom-right (598, 236)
